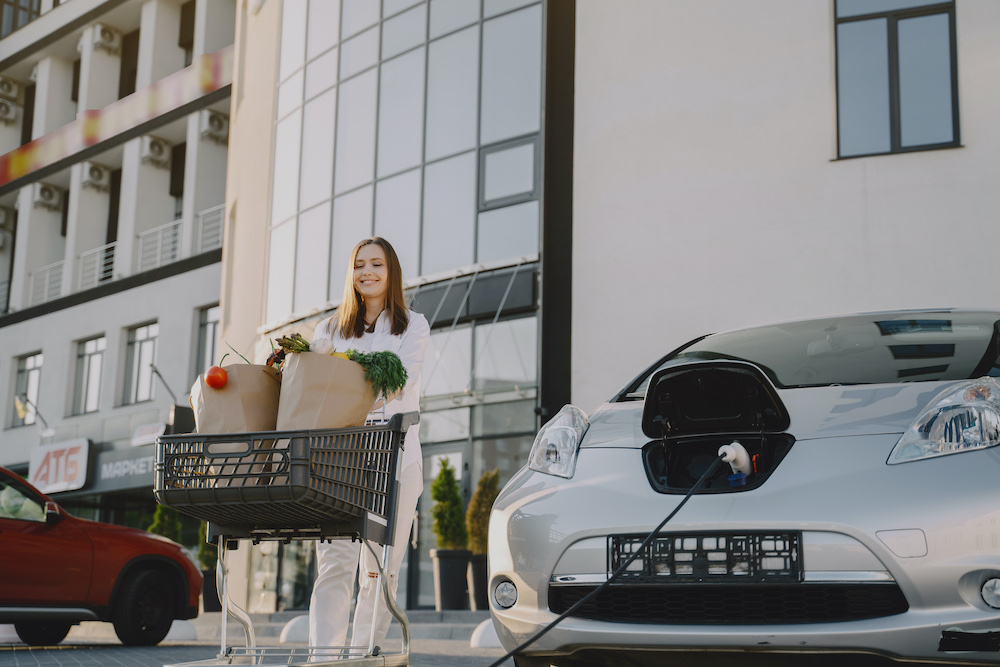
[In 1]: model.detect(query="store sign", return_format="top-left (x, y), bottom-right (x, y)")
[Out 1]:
top-left (94, 446), bottom-right (156, 494)
top-left (28, 438), bottom-right (91, 494)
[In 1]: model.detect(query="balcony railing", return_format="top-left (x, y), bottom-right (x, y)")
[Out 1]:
top-left (197, 204), bottom-right (224, 253)
top-left (28, 260), bottom-right (64, 306)
top-left (136, 220), bottom-right (182, 273)
top-left (78, 242), bottom-right (116, 291)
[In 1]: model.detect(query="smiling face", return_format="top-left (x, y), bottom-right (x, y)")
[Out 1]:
top-left (354, 243), bottom-right (390, 303)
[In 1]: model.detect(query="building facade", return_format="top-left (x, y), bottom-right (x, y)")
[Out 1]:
top-left (0, 0), bottom-right (234, 541)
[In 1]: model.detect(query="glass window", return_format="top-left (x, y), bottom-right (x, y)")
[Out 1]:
top-left (420, 406), bottom-right (471, 443)
top-left (125, 323), bottom-right (158, 405)
top-left (0, 475), bottom-right (45, 522)
top-left (13, 352), bottom-right (42, 427)
top-left (299, 88), bottom-right (337, 210)
top-left (835, 1), bottom-right (957, 157)
top-left (477, 200), bottom-right (539, 264)
top-left (473, 316), bottom-right (537, 391)
top-left (382, 3), bottom-right (426, 60)
top-left (375, 169), bottom-right (421, 281)
top-left (267, 219), bottom-right (296, 324)
top-left (279, 0), bottom-right (308, 81)
top-left (294, 202), bottom-right (332, 313)
top-left (422, 151), bottom-right (476, 275)
top-left (307, 0), bottom-right (340, 60)
top-left (340, 25), bottom-right (379, 80)
top-left (329, 186), bottom-right (373, 298)
top-left (423, 326), bottom-right (472, 397)
top-left (271, 110), bottom-right (303, 224)
top-left (341, 0), bottom-right (380, 39)
top-left (305, 48), bottom-right (338, 100)
top-left (277, 70), bottom-right (303, 120)
top-left (377, 47), bottom-right (425, 178)
top-left (430, 0), bottom-right (479, 39)
top-left (74, 336), bottom-right (105, 415)
top-left (482, 139), bottom-right (536, 205)
top-left (196, 306), bottom-right (220, 376)
top-left (384, 0), bottom-right (422, 18)
top-left (425, 26), bottom-right (479, 161)
top-left (471, 434), bottom-right (534, 489)
top-left (334, 69), bottom-right (378, 195)
top-left (473, 400), bottom-right (536, 438)
top-left (480, 4), bottom-right (541, 144)
top-left (484, 0), bottom-right (538, 19)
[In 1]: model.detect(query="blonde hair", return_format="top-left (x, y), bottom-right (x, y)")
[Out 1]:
top-left (336, 237), bottom-right (409, 339)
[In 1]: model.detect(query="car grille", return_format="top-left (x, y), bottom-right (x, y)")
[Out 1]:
top-left (548, 582), bottom-right (909, 624)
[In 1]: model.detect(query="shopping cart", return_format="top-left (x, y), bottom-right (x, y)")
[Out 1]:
top-left (153, 411), bottom-right (419, 667)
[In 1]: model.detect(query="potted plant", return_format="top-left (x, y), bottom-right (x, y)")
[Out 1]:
top-left (197, 521), bottom-right (222, 612)
top-left (429, 457), bottom-right (470, 611)
top-left (466, 468), bottom-right (500, 611)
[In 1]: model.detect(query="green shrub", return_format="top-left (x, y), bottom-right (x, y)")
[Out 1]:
top-left (430, 458), bottom-right (467, 550)
top-left (147, 504), bottom-right (182, 543)
top-left (197, 521), bottom-right (218, 571)
top-left (466, 469), bottom-right (500, 556)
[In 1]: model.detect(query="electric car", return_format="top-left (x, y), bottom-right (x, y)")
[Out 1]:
top-left (489, 309), bottom-right (1000, 666)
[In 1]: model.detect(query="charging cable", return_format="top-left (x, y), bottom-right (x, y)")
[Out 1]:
top-left (486, 453), bottom-right (726, 667)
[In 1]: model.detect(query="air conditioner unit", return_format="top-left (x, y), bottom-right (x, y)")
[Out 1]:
top-left (93, 24), bottom-right (122, 55)
top-left (140, 135), bottom-right (171, 168)
top-left (32, 182), bottom-right (64, 211)
top-left (81, 161), bottom-right (111, 191)
top-left (0, 205), bottom-right (14, 232)
top-left (0, 98), bottom-right (17, 125)
top-left (0, 76), bottom-right (20, 102)
top-left (199, 109), bottom-right (229, 144)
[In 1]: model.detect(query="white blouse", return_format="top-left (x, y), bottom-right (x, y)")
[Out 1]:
top-left (314, 309), bottom-right (430, 471)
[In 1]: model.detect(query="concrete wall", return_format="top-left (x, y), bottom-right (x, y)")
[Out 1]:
top-left (571, 0), bottom-right (1000, 411)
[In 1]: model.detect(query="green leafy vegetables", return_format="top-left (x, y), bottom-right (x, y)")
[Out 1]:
top-left (345, 349), bottom-right (408, 399)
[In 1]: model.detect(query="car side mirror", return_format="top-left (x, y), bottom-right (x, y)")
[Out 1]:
top-left (44, 501), bottom-right (63, 524)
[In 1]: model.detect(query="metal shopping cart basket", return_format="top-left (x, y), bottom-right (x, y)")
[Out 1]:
top-left (153, 411), bottom-right (418, 667)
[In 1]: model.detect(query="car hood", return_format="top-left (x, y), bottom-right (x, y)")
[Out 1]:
top-left (584, 381), bottom-right (952, 447)
top-left (76, 516), bottom-right (183, 548)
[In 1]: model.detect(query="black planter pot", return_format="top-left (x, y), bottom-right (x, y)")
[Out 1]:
top-left (202, 569), bottom-right (222, 612)
top-left (467, 554), bottom-right (489, 611)
top-left (430, 548), bottom-right (471, 611)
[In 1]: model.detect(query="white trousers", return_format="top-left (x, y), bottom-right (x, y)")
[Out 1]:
top-left (308, 462), bottom-right (422, 651)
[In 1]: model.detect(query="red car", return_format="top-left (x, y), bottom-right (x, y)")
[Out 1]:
top-left (0, 466), bottom-right (201, 646)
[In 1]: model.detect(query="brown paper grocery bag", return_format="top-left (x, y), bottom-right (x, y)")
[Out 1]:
top-left (189, 364), bottom-right (281, 486)
top-left (275, 352), bottom-right (377, 430)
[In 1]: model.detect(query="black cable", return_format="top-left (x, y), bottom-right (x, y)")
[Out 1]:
top-left (486, 453), bottom-right (726, 667)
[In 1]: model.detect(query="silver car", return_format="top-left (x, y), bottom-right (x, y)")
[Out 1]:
top-left (489, 309), bottom-right (1000, 666)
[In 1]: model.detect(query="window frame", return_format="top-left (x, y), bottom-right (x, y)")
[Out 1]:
top-left (123, 323), bottom-right (158, 405)
top-left (12, 351), bottom-right (42, 427)
top-left (73, 335), bottom-right (106, 416)
top-left (834, 0), bottom-right (960, 159)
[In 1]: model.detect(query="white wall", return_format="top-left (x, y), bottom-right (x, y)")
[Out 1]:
top-left (571, 0), bottom-right (1000, 411)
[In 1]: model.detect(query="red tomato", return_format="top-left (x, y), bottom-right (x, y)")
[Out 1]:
top-left (205, 366), bottom-right (228, 389)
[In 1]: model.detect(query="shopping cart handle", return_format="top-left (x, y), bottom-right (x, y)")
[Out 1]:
top-left (390, 411), bottom-right (420, 432)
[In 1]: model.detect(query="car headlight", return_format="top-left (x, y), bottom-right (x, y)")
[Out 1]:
top-left (888, 377), bottom-right (1000, 464)
top-left (527, 404), bottom-right (589, 478)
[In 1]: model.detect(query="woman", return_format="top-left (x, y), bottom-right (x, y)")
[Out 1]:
top-left (308, 237), bottom-right (430, 652)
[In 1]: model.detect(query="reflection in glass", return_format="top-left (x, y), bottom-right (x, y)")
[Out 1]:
top-left (272, 110), bottom-right (303, 224)
top-left (378, 48), bottom-right (425, 178)
top-left (277, 70), bottom-right (303, 119)
top-left (837, 19), bottom-right (890, 157)
top-left (279, 0), bottom-right (307, 81)
top-left (425, 26), bottom-right (479, 161)
top-left (267, 219), bottom-right (296, 323)
top-left (477, 201), bottom-right (539, 264)
top-left (420, 407), bottom-right (471, 443)
top-left (430, 0), bottom-right (479, 39)
top-left (481, 5), bottom-right (541, 145)
top-left (422, 152), bottom-right (476, 275)
top-left (375, 170), bottom-right (421, 281)
top-left (335, 70), bottom-right (377, 195)
top-left (423, 326), bottom-right (472, 397)
top-left (299, 89), bottom-right (337, 210)
top-left (836, 0), bottom-right (942, 18)
top-left (307, 0), bottom-right (340, 60)
top-left (329, 186), bottom-right (373, 298)
top-left (898, 13), bottom-right (953, 147)
top-left (294, 202), bottom-right (331, 313)
top-left (473, 317), bottom-right (537, 391)
top-left (484, 141), bottom-right (535, 202)
top-left (471, 434), bottom-right (534, 489)
top-left (383, 3), bottom-right (426, 60)
top-left (341, 0), bottom-right (380, 39)
top-left (305, 48), bottom-right (338, 100)
top-left (340, 25), bottom-right (380, 80)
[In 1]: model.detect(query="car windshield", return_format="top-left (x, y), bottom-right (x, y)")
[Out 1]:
top-left (629, 311), bottom-right (1000, 396)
